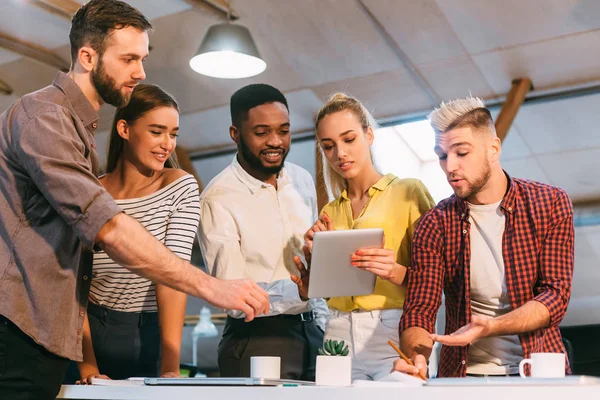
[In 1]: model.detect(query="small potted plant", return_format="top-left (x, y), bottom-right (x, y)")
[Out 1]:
top-left (315, 339), bottom-right (352, 386)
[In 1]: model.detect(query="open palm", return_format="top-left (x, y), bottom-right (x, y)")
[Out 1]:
top-left (430, 314), bottom-right (492, 346)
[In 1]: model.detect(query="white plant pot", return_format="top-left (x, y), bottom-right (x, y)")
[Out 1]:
top-left (315, 355), bottom-right (352, 386)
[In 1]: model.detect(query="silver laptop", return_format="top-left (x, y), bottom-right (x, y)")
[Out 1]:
top-left (307, 228), bottom-right (383, 299)
top-left (144, 377), bottom-right (315, 386)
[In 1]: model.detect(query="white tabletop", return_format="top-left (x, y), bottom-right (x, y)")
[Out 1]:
top-left (57, 383), bottom-right (600, 400)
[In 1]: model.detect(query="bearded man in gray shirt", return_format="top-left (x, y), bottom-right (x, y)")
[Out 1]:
top-left (0, 2), bottom-right (268, 399)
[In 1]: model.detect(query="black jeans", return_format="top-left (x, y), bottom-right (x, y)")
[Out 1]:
top-left (0, 315), bottom-right (69, 400)
top-left (218, 313), bottom-right (324, 381)
top-left (64, 302), bottom-right (160, 383)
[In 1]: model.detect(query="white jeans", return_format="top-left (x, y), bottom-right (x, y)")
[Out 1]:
top-left (324, 309), bottom-right (403, 381)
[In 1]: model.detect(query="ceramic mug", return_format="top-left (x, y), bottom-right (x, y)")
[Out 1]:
top-left (519, 352), bottom-right (565, 378)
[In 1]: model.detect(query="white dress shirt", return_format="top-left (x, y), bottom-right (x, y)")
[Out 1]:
top-left (199, 156), bottom-right (329, 329)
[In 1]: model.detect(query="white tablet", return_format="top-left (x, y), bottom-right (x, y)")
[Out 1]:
top-left (307, 228), bottom-right (383, 299)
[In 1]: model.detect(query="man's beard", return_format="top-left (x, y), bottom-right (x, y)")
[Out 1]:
top-left (91, 58), bottom-right (131, 108)
top-left (239, 135), bottom-right (288, 176)
top-left (454, 160), bottom-right (491, 200)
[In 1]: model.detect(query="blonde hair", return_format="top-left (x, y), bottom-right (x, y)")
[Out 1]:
top-left (315, 93), bottom-right (379, 200)
top-left (428, 96), bottom-right (495, 135)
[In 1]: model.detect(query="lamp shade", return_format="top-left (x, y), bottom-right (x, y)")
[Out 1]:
top-left (189, 23), bottom-right (267, 79)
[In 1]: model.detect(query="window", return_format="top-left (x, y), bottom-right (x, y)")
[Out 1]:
top-left (372, 119), bottom-right (452, 203)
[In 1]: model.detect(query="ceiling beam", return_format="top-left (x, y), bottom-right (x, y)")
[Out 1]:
top-left (0, 31), bottom-right (69, 72)
top-left (494, 78), bottom-right (533, 142)
top-left (356, 0), bottom-right (441, 107)
top-left (25, 0), bottom-right (80, 20)
top-left (184, 0), bottom-right (239, 20)
top-left (572, 197), bottom-right (600, 208)
top-left (0, 78), bottom-right (13, 95)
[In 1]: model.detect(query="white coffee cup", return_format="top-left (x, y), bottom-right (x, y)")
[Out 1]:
top-left (250, 356), bottom-right (281, 379)
top-left (519, 352), bottom-right (565, 378)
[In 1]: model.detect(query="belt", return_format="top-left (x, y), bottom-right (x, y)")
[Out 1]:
top-left (87, 301), bottom-right (159, 326)
top-left (280, 311), bottom-right (315, 322)
top-left (227, 311), bottom-right (315, 324)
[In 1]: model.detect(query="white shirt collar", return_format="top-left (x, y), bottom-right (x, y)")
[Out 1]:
top-left (231, 154), bottom-right (290, 194)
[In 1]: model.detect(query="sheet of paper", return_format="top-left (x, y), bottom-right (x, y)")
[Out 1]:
top-left (353, 371), bottom-right (425, 387)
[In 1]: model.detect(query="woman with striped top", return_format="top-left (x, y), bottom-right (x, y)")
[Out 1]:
top-left (74, 85), bottom-right (201, 383)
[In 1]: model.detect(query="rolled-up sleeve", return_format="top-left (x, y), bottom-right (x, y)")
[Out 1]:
top-left (399, 209), bottom-right (444, 334)
top-left (534, 189), bottom-right (574, 327)
top-left (14, 110), bottom-right (122, 248)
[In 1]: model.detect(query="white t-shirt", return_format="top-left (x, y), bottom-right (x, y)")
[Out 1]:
top-left (466, 200), bottom-right (524, 375)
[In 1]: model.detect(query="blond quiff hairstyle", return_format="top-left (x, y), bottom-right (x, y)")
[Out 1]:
top-left (428, 96), bottom-right (495, 135)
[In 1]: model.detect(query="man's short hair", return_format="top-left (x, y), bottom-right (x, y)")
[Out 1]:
top-left (69, 0), bottom-right (153, 67)
top-left (230, 84), bottom-right (289, 129)
top-left (428, 96), bottom-right (495, 135)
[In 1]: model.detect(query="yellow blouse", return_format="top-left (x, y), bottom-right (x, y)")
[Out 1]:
top-left (323, 174), bottom-right (435, 312)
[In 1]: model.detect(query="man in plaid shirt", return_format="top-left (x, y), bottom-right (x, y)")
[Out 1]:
top-left (393, 97), bottom-right (574, 378)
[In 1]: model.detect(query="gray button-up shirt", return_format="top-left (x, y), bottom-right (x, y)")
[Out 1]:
top-left (0, 72), bottom-right (122, 360)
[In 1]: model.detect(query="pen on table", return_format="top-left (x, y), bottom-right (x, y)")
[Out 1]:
top-left (387, 340), bottom-right (427, 381)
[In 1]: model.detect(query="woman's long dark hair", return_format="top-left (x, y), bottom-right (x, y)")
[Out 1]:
top-left (106, 84), bottom-right (180, 173)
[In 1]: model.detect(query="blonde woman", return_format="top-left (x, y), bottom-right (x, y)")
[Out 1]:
top-left (292, 93), bottom-right (434, 381)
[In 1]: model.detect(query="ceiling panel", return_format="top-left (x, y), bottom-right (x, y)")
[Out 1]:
top-left (472, 30), bottom-right (600, 94)
top-left (125, 0), bottom-right (191, 20)
top-left (285, 89), bottom-right (323, 133)
top-left (437, 0), bottom-right (600, 54)
top-left (499, 125), bottom-right (532, 161)
top-left (419, 55), bottom-right (495, 99)
top-left (1, 0), bottom-right (70, 49)
top-left (312, 68), bottom-right (433, 120)
top-left (488, 109), bottom-right (532, 160)
top-left (0, 57), bottom-right (59, 98)
top-left (236, 0), bottom-right (403, 87)
top-left (361, 0), bottom-right (466, 65)
top-left (537, 148), bottom-right (600, 200)
top-left (147, 66), bottom-right (232, 116)
top-left (513, 93), bottom-right (600, 154)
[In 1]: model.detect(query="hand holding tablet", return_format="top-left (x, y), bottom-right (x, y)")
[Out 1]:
top-left (306, 228), bottom-right (384, 298)
top-left (292, 211), bottom-right (407, 298)
top-left (351, 239), bottom-right (406, 284)
top-left (303, 211), bottom-right (334, 252)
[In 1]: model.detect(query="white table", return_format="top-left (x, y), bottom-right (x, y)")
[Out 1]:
top-left (57, 384), bottom-right (600, 400)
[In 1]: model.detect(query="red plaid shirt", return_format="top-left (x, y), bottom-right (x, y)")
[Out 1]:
top-left (399, 174), bottom-right (574, 377)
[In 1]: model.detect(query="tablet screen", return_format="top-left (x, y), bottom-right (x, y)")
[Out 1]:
top-left (308, 228), bottom-right (383, 299)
